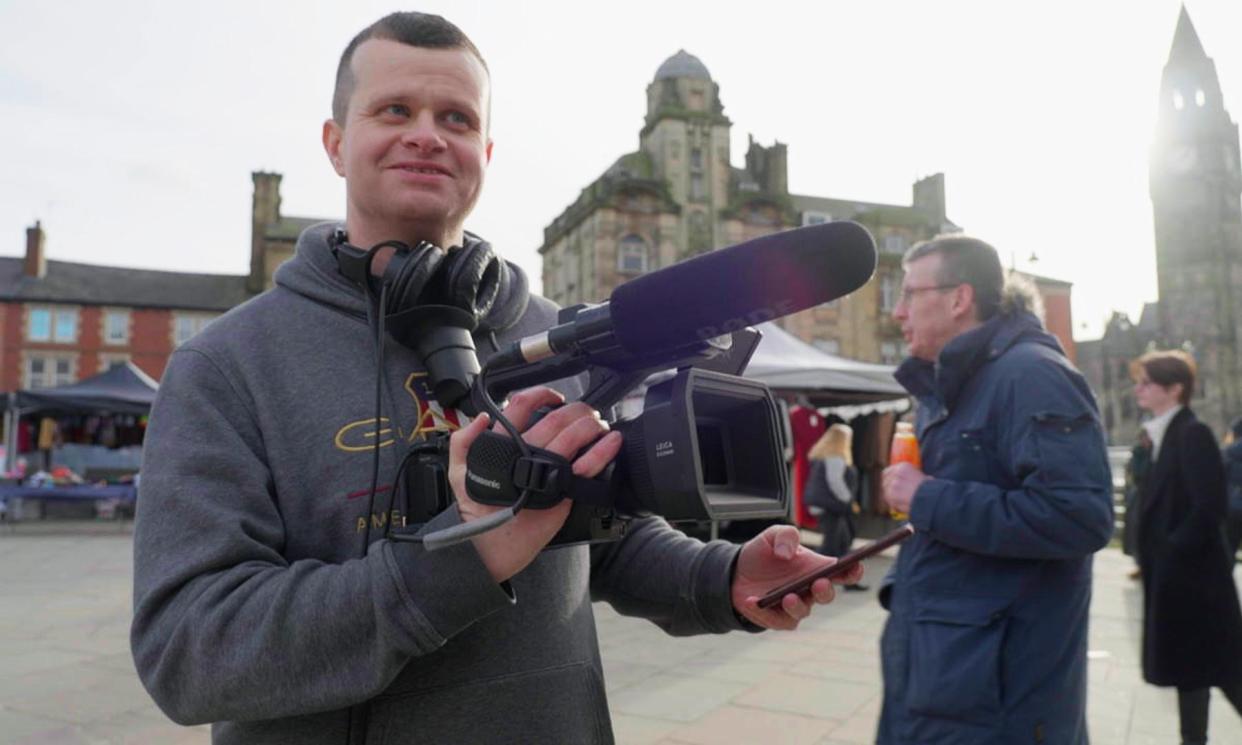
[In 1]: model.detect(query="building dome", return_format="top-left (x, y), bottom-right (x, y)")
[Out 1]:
top-left (654, 50), bottom-right (711, 81)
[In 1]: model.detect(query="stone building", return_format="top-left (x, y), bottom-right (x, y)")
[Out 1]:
top-left (538, 51), bottom-right (1075, 364)
top-left (1079, 7), bottom-right (1242, 440)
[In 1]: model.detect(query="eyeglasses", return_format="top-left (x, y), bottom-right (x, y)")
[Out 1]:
top-left (897, 284), bottom-right (959, 305)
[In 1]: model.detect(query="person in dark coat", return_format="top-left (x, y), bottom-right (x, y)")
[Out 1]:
top-left (1133, 350), bottom-right (1242, 745)
top-left (878, 235), bottom-right (1113, 744)
top-left (1222, 417), bottom-right (1242, 561)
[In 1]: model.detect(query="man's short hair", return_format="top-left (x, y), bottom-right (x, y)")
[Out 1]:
top-left (332, 12), bottom-right (489, 125)
top-left (1131, 349), bottom-right (1197, 406)
top-left (903, 235), bottom-right (1005, 320)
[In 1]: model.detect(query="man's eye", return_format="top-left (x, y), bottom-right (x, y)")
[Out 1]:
top-left (383, 104), bottom-right (410, 117)
top-left (444, 111), bottom-right (471, 126)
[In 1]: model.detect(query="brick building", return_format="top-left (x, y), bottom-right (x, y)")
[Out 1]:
top-left (0, 172), bottom-right (328, 392)
top-left (0, 222), bottom-right (250, 390)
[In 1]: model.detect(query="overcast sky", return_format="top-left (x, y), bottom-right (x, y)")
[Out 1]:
top-left (2, 0), bottom-right (1238, 339)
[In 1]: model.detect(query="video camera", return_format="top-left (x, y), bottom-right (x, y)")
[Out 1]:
top-left (402, 221), bottom-right (877, 550)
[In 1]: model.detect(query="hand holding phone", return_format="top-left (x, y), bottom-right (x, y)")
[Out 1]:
top-left (756, 524), bottom-right (914, 609)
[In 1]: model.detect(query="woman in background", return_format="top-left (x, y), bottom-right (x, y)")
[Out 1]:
top-left (1133, 350), bottom-right (1242, 745)
top-left (803, 423), bottom-right (867, 592)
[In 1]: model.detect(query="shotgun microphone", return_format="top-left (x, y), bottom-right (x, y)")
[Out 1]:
top-left (491, 221), bottom-right (876, 370)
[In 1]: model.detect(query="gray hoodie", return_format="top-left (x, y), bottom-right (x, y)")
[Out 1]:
top-left (130, 223), bottom-right (747, 744)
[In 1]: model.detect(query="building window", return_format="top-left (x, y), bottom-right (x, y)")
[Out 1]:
top-left (813, 339), bottom-right (841, 356)
top-left (880, 275), bottom-right (898, 312)
top-left (802, 211), bottom-right (831, 226)
top-left (99, 353), bottom-right (131, 371)
top-left (27, 306), bottom-right (78, 343)
top-left (104, 309), bottom-right (130, 345)
top-left (880, 341), bottom-right (900, 364)
top-left (1195, 88), bottom-right (1206, 107)
top-left (690, 173), bottom-right (705, 200)
top-left (1173, 90), bottom-right (1185, 110)
top-left (26, 354), bottom-right (76, 388)
top-left (617, 235), bottom-right (648, 274)
top-left (883, 234), bottom-right (907, 255)
top-left (173, 313), bottom-right (216, 346)
top-left (690, 148), bottom-right (703, 169)
top-left (28, 309), bottom-right (51, 341)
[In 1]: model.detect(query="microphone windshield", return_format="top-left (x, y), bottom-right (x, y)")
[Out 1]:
top-left (608, 221), bottom-right (877, 353)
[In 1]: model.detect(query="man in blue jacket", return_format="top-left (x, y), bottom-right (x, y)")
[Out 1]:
top-left (877, 235), bottom-right (1114, 744)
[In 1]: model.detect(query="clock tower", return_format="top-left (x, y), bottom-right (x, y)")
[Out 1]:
top-left (1149, 5), bottom-right (1242, 431)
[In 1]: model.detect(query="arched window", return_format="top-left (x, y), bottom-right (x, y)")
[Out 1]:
top-left (617, 235), bottom-right (648, 274)
top-left (1173, 90), bottom-right (1185, 110)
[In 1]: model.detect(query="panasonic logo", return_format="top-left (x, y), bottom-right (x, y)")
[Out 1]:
top-left (466, 470), bottom-right (502, 490)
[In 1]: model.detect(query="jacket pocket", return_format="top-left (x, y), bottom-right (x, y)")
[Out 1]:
top-left (1031, 411), bottom-right (1108, 488)
top-left (906, 593), bottom-right (1009, 725)
top-left (368, 661), bottom-right (611, 744)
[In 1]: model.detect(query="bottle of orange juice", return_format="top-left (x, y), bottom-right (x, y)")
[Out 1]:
top-left (888, 421), bottom-right (920, 519)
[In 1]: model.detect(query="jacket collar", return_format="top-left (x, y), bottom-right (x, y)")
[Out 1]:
top-left (895, 311), bottom-right (1056, 410)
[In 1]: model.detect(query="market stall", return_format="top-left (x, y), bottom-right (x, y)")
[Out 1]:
top-left (745, 323), bottom-right (910, 530)
top-left (2, 362), bottom-right (157, 521)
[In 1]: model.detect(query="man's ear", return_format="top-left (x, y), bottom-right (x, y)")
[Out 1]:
top-left (485, 139), bottom-right (493, 165)
top-left (950, 283), bottom-right (977, 322)
top-left (323, 119), bottom-right (346, 177)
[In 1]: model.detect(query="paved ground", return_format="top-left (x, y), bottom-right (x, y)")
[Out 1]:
top-left (1, 521), bottom-right (1241, 744)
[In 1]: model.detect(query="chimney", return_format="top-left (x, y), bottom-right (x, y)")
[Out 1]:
top-left (249, 171), bottom-right (283, 294)
top-left (912, 173), bottom-right (947, 226)
top-left (24, 221), bottom-right (47, 279)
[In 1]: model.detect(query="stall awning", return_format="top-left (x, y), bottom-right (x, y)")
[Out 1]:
top-left (14, 362), bottom-right (158, 416)
top-left (745, 322), bottom-right (908, 405)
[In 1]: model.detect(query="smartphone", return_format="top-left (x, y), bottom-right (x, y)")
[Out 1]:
top-left (756, 523), bottom-right (915, 609)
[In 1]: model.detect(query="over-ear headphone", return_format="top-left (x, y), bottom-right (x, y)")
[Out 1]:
top-left (329, 227), bottom-right (505, 324)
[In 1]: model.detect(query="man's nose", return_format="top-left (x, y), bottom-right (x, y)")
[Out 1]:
top-left (401, 112), bottom-right (446, 152)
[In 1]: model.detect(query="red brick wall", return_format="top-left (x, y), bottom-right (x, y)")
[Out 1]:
top-left (2, 304), bottom-right (25, 392)
top-left (130, 308), bottom-right (175, 380)
top-left (78, 306), bottom-right (102, 377)
top-left (1040, 287), bottom-right (1076, 364)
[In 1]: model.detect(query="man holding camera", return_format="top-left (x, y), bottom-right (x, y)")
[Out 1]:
top-left (878, 236), bottom-right (1113, 744)
top-left (130, 12), bottom-right (857, 744)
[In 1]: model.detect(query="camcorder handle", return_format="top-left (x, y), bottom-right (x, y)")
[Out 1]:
top-left (462, 430), bottom-right (617, 510)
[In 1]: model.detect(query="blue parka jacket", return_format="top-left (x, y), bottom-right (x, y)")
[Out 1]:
top-left (877, 311), bottom-right (1114, 745)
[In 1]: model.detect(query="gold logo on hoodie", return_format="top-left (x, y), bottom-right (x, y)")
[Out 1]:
top-left (333, 372), bottom-right (467, 452)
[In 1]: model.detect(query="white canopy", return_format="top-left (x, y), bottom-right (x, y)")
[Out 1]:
top-left (744, 322), bottom-right (908, 405)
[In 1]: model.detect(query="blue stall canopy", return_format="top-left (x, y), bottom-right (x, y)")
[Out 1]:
top-left (13, 361), bottom-right (158, 416)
